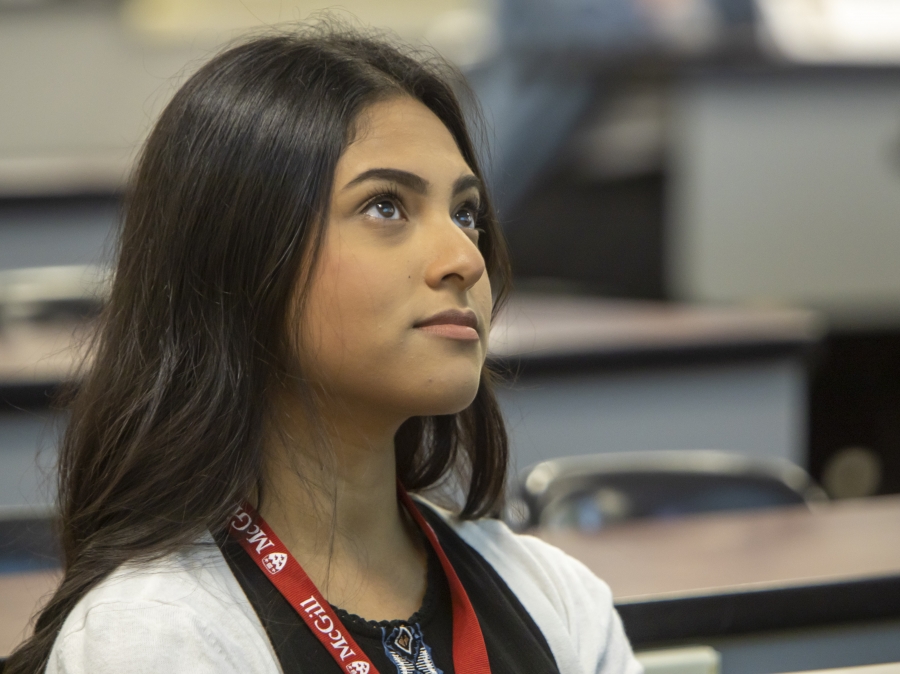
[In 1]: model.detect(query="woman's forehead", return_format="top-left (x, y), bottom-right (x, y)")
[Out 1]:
top-left (337, 98), bottom-right (470, 185)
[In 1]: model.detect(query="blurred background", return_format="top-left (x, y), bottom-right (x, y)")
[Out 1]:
top-left (3, 1), bottom-right (900, 672)
top-left (5, 0), bottom-right (900, 509)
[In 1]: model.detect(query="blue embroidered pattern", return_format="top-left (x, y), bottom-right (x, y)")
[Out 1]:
top-left (381, 623), bottom-right (443, 674)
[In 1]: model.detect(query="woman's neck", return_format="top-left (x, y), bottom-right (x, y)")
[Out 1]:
top-left (257, 398), bottom-right (427, 620)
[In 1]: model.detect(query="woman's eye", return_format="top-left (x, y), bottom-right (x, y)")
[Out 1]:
top-left (365, 199), bottom-right (402, 220)
top-left (453, 207), bottom-right (476, 229)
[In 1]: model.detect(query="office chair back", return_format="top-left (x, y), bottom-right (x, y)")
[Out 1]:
top-left (0, 506), bottom-right (60, 574)
top-left (511, 450), bottom-right (826, 531)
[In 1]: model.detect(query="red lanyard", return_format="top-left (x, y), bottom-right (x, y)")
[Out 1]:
top-left (228, 488), bottom-right (492, 674)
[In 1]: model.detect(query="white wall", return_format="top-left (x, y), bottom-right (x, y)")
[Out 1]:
top-left (0, 1), bottom-right (479, 175)
top-left (498, 359), bottom-right (807, 474)
top-left (669, 71), bottom-right (900, 309)
top-left (0, 9), bottom-right (199, 162)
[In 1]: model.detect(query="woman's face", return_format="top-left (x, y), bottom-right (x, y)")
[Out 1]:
top-left (298, 96), bottom-right (492, 426)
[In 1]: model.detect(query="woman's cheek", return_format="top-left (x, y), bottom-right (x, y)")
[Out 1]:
top-left (474, 276), bottom-right (493, 342)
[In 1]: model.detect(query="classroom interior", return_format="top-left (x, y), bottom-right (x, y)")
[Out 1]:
top-left (2, 0), bottom-right (900, 673)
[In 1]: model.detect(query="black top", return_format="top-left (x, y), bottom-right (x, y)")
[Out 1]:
top-left (217, 503), bottom-right (560, 674)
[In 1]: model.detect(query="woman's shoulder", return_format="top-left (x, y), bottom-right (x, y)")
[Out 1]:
top-left (421, 499), bottom-right (612, 599)
top-left (48, 540), bottom-right (280, 674)
top-left (420, 500), bottom-right (642, 674)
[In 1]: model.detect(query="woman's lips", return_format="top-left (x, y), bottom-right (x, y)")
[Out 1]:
top-left (414, 309), bottom-right (480, 341)
top-left (417, 324), bottom-right (479, 340)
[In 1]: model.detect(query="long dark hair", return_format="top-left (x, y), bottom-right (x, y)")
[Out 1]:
top-left (7, 26), bottom-right (511, 674)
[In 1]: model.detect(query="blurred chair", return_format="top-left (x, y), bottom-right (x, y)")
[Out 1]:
top-left (0, 264), bottom-right (109, 324)
top-left (0, 507), bottom-right (59, 574)
top-left (0, 509), bottom-right (58, 670)
top-left (510, 450), bottom-right (827, 531)
top-left (636, 646), bottom-right (720, 674)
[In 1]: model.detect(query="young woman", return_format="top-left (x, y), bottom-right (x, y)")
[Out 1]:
top-left (7, 27), bottom-right (641, 674)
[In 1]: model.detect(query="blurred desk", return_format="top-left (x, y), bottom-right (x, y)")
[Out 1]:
top-left (787, 666), bottom-right (900, 674)
top-left (787, 667), bottom-right (900, 674)
top-left (489, 294), bottom-right (823, 472)
top-left (490, 294), bottom-right (822, 368)
top-left (0, 569), bottom-right (58, 658)
top-left (1, 293), bottom-right (824, 508)
top-left (540, 495), bottom-right (900, 674)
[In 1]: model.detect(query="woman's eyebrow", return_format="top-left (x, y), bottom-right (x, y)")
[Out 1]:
top-left (453, 174), bottom-right (483, 197)
top-left (343, 168), bottom-right (428, 193)
top-left (342, 168), bottom-right (483, 198)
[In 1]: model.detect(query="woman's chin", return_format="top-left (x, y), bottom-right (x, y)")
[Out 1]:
top-left (408, 380), bottom-right (482, 417)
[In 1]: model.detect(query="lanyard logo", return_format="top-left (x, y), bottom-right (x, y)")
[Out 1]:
top-left (262, 552), bottom-right (287, 574)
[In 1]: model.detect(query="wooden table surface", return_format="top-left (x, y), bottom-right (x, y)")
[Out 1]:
top-left (489, 294), bottom-right (823, 362)
top-left (0, 320), bottom-right (88, 388)
top-left (538, 494), bottom-right (900, 602)
top-left (0, 569), bottom-right (59, 657)
top-left (1, 294), bottom-right (824, 393)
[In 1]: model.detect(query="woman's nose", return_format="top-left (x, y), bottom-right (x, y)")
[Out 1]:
top-left (422, 214), bottom-right (486, 292)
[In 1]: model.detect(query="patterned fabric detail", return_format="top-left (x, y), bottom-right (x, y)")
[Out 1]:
top-left (381, 623), bottom-right (443, 674)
